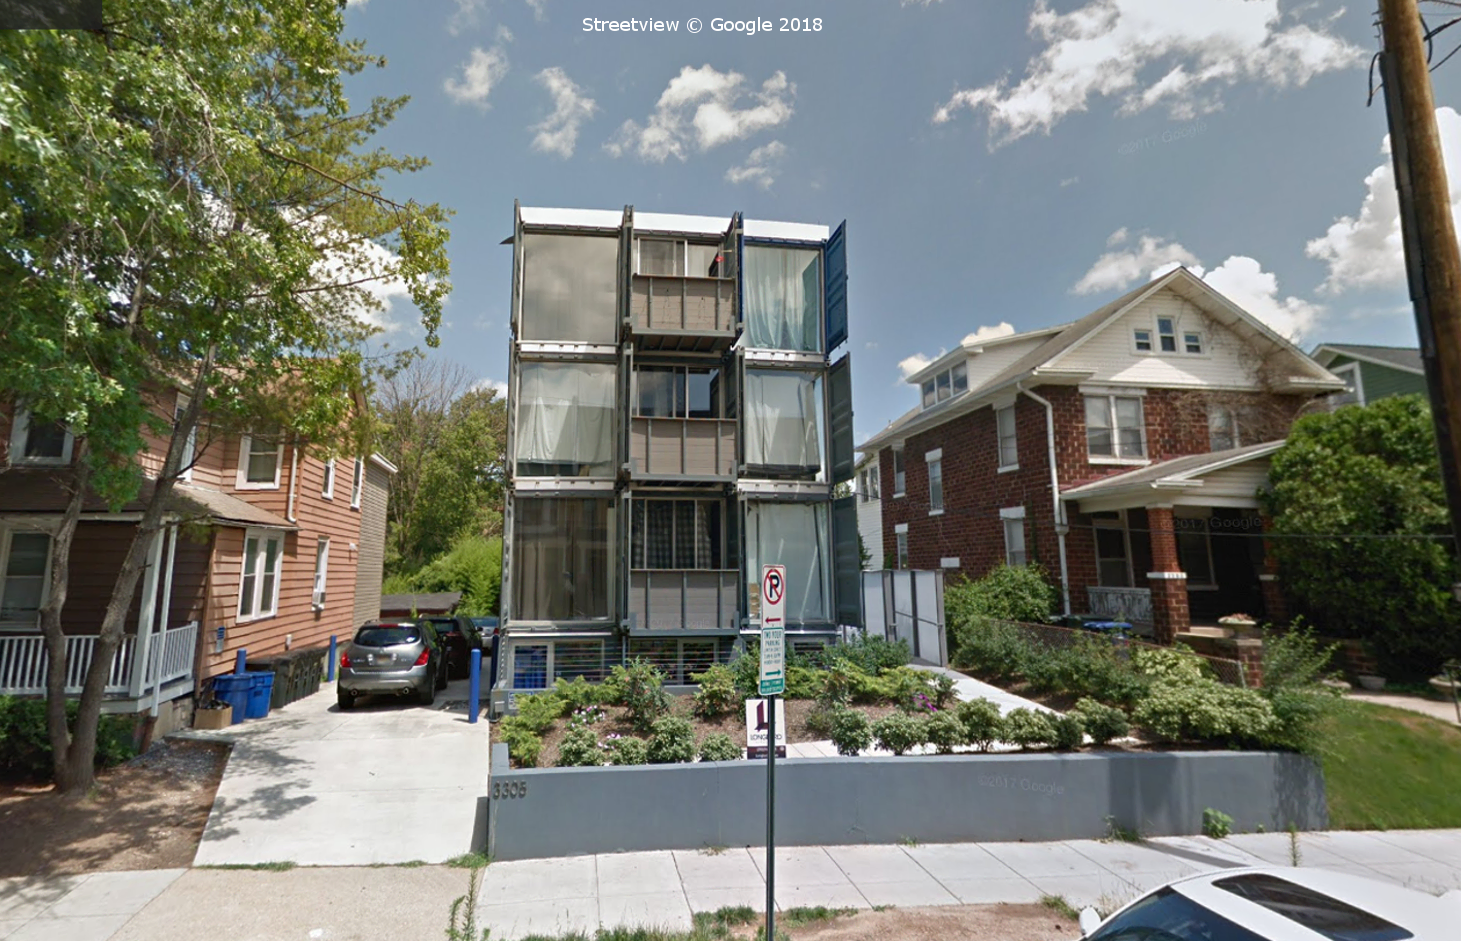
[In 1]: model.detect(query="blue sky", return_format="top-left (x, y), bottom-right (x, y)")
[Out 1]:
top-left (340, 0), bottom-right (1461, 443)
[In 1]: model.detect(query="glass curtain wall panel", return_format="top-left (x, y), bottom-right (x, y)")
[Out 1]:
top-left (744, 369), bottom-right (824, 476)
top-left (512, 497), bottom-right (615, 620)
top-left (516, 361), bottom-right (616, 477)
top-left (743, 246), bottom-right (821, 352)
top-left (746, 501), bottom-right (831, 624)
top-left (520, 234), bottom-right (618, 344)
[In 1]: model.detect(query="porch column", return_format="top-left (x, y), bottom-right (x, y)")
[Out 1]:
top-left (1258, 514), bottom-right (1288, 625)
top-left (1146, 505), bottom-right (1189, 645)
top-left (127, 529), bottom-right (166, 698)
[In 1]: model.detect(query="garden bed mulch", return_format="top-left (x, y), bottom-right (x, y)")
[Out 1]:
top-left (0, 738), bottom-right (230, 877)
top-left (513, 697), bottom-right (904, 768)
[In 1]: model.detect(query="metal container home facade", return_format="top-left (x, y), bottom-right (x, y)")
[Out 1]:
top-left (497, 204), bottom-right (857, 704)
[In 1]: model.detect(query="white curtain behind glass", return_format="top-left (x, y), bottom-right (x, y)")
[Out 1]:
top-left (518, 362), bottom-right (616, 474)
top-left (745, 370), bottom-right (822, 471)
top-left (748, 502), bottom-right (829, 623)
top-left (744, 247), bottom-right (821, 352)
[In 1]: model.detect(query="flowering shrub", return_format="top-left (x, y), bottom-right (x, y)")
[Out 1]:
top-left (697, 732), bottom-right (742, 762)
top-left (567, 704), bottom-right (607, 729)
top-left (829, 708), bottom-right (872, 756)
top-left (603, 734), bottom-right (649, 766)
top-left (556, 727), bottom-right (602, 767)
top-left (647, 715), bottom-right (696, 764)
top-left (872, 713), bottom-right (928, 756)
top-left (955, 698), bottom-right (1003, 751)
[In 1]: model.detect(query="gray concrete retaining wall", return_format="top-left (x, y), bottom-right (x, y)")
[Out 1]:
top-left (486, 744), bottom-right (1326, 861)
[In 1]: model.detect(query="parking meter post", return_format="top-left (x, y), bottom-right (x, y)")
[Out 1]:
top-left (234, 648), bottom-right (246, 676)
top-left (327, 635), bottom-right (337, 682)
top-left (469, 649), bottom-right (482, 724)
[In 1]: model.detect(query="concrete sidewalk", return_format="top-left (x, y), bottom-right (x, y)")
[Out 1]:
top-left (186, 677), bottom-right (491, 867)
top-left (0, 869), bottom-right (184, 941)
top-left (475, 830), bottom-right (1461, 939)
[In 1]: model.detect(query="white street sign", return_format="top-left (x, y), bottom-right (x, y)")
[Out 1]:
top-left (759, 564), bottom-right (786, 696)
top-left (745, 698), bottom-right (786, 758)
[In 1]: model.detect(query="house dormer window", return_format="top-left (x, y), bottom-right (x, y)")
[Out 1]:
top-left (1134, 329), bottom-right (1153, 353)
top-left (9, 410), bottom-right (72, 466)
top-left (1157, 317), bottom-right (1177, 353)
top-left (1139, 319), bottom-right (1203, 356)
top-left (919, 361), bottom-right (969, 411)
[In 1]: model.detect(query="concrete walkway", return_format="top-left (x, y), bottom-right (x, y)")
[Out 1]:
top-left (1348, 690), bottom-right (1461, 725)
top-left (476, 830), bottom-right (1461, 940)
top-left (185, 677), bottom-right (491, 867)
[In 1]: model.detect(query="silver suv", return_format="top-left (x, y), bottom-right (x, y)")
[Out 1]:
top-left (338, 620), bottom-right (448, 709)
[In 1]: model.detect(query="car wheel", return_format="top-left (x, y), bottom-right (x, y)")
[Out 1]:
top-left (418, 675), bottom-right (436, 706)
top-left (338, 689), bottom-right (355, 711)
top-left (437, 658), bottom-right (450, 689)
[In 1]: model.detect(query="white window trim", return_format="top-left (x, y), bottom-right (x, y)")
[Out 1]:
top-left (996, 405), bottom-right (1019, 472)
top-left (1001, 508), bottom-right (1027, 566)
top-left (174, 394), bottom-right (197, 482)
top-left (999, 506), bottom-right (1026, 520)
top-left (892, 449), bottom-right (906, 498)
top-left (321, 458), bottom-right (335, 500)
top-left (894, 522), bottom-right (910, 533)
top-left (1156, 316), bottom-right (1178, 354)
top-left (8, 409), bottom-right (73, 467)
top-left (924, 448), bottom-right (942, 462)
top-left (1182, 330), bottom-right (1208, 357)
top-left (312, 537), bottom-right (330, 610)
top-left (0, 526), bottom-right (53, 628)
top-left (927, 452), bottom-right (944, 516)
top-left (1133, 327), bottom-right (1154, 354)
top-left (350, 457), bottom-right (364, 509)
top-left (895, 530), bottom-right (909, 569)
top-left (1084, 393), bottom-right (1149, 464)
top-left (236, 528), bottom-right (285, 622)
top-left (236, 433), bottom-right (284, 490)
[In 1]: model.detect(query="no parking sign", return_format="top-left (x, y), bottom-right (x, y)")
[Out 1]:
top-left (759, 564), bottom-right (785, 696)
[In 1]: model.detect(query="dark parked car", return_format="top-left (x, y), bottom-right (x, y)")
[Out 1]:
top-left (471, 617), bottom-right (500, 688)
top-left (338, 620), bottom-right (448, 709)
top-left (421, 615), bottom-right (484, 680)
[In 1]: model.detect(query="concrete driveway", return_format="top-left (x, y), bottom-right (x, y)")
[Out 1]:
top-left (190, 677), bottom-right (491, 867)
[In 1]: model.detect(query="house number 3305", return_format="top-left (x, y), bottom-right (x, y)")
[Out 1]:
top-left (493, 780), bottom-right (527, 799)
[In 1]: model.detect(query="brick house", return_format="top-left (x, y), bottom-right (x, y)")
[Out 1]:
top-left (858, 267), bottom-right (1346, 643)
top-left (0, 388), bottom-right (393, 716)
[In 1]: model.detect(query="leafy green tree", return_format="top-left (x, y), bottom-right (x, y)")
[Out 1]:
top-left (0, 1), bottom-right (451, 790)
top-left (406, 534), bottom-right (503, 617)
top-left (1263, 396), bottom-right (1460, 678)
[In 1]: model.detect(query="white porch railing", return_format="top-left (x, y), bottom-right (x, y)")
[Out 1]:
top-left (1087, 586), bottom-right (1154, 626)
top-left (0, 621), bottom-right (197, 697)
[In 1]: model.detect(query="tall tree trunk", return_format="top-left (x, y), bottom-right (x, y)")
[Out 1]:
top-left (40, 441), bottom-right (92, 791)
top-left (57, 352), bottom-right (215, 793)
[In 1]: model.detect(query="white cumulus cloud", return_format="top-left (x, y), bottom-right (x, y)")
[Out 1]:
top-left (444, 29), bottom-right (512, 109)
top-left (898, 352), bottom-right (940, 380)
top-left (933, 0), bottom-right (1363, 147)
top-left (1073, 230), bottom-right (1320, 340)
top-left (725, 140), bottom-right (787, 189)
top-left (962, 323), bottom-right (1016, 345)
top-left (473, 377), bottom-right (511, 398)
top-left (605, 65), bottom-right (794, 162)
top-left (532, 68), bottom-right (597, 157)
top-left (1307, 107), bottom-right (1461, 295)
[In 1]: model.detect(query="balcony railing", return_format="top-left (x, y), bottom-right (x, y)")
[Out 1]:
top-left (629, 417), bottom-right (736, 480)
top-left (0, 621), bottom-right (198, 698)
top-left (1086, 587), bottom-right (1153, 627)
top-left (628, 570), bottom-right (739, 632)
top-left (627, 275), bottom-right (738, 351)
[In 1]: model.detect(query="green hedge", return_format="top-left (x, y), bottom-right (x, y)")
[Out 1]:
top-left (0, 696), bottom-right (137, 780)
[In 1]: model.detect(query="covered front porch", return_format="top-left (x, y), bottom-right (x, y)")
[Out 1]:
top-left (0, 621), bottom-right (199, 710)
top-left (1061, 441), bottom-right (1287, 645)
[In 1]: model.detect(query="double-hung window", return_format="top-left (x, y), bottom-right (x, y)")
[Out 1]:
top-left (238, 529), bottom-right (284, 620)
top-left (8, 410), bottom-right (72, 466)
top-left (321, 458), bottom-right (335, 499)
top-left (237, 434), bottom-right (283, 489)
top-left (926, 450), bottom-right (944, 514)
top-left (743, 246), bottom-right (821, 352)
top-left (1001, 507), bottom-right (1027, 566)
top-left (1085, 395), bottom-right (1146, 461)
top-left (0, 529), bottom-right (50, 624)
top-left (1157, 317), bottom-right (1177, 353)
top-left (1208, 406), bottom-right (1240, 451)
top-left (997, 405), bottom-right (1018, 470)
top-left (895, 525), bottom-right (909, 569)
top-left (312, 538), bottom-right (330, 608)
top-left (892, 448), bottom-right (906, 496)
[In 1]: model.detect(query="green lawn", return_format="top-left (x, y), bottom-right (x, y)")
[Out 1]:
top-left (1323, 701), bottom-right (1461, 830)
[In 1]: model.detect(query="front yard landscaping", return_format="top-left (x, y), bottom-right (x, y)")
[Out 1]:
top-left (1321, 700), bottom-right (1461, 830)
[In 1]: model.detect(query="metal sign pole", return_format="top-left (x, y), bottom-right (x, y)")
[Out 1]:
top-left (766, 691), bottom-right (776, 941)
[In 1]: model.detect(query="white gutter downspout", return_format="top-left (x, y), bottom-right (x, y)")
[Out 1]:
top-left (286, 444), bottom-right (300, 523)
top-left (1019, 384), bottom-right (1071, 616)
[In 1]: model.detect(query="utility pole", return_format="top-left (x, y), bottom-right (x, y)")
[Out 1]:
top-left (1378, 0), bottom-right (1461, 599)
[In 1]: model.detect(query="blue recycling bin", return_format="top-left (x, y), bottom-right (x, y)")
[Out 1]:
top-left (213, 673), bottom-right (252, 725)
top-left (245, 671), bottom-right (275, 719)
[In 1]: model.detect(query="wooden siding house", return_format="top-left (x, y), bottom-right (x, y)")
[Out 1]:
top-left (0, 389), bottom-right (393, 715)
